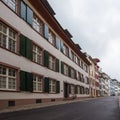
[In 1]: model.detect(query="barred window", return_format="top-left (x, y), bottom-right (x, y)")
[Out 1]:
top-left (0, 22), bottom-right (17, 52)
top-left (0, 65), bottom-right (16, 90)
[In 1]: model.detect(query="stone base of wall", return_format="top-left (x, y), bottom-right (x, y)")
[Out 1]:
top-left (0, 98), bottom-right (63, 110)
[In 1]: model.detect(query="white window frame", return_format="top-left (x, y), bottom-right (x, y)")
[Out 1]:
top-left (49, 80), bottom-right (56, 93)
top-left (33, 44), bottom-right (42, 65)
top-left (0, 22), bottom-right (17, 52)
top-left (49, 55), bottom-right (55, 70)
top-left (64, 64), bottom-right (68, 76)
top-left (48, 30), bottom-right (55, 45)
top-left (33, 14), bottom-right (43, 35)
top-left (33, 75), bottom-right (43, 92)
top-left (3, 0), bottom-right (17, 12)
top-left (0, 65), bottom-right (16, 90)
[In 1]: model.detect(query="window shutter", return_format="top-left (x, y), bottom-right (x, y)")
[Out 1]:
top-left (56, 81), bottom-right (60, 93)
top-left (44, 77), bottom-right (49, 93)
top-left (69, 85), bottom-right (71, 94)
top-left (20, 1), bottom-right (27, 21)
top-left (20, 71), bottom-right (26, 91)
top-left (44, 24), bottom-right (49, 40)
top-left (20, 34), bottom-right (26, 57)
top-left (26, 38), bottom-right (33, 60)
top-left (27, 6), bottom-right (33, 26)
top-left (44, 50), bottom-right (49, 67)
top-left (68, 67), bottom-right (71, 77)
top-left (75, 85), bottom-right (78, 94)
top-left (74, 70), bottom-right (77, 79)
top-left (56, 59), bottom-right (59, 72)
top-left (26, 72), bottom-right (33, 92)
top-left (56, 37), bottom-right (60, 50)
top-left (60, 41), bottom-right (64, 53)
top-left (61, 61), bottom-right (64, 74)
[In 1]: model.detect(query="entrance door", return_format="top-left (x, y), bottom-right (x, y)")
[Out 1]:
top-left (64, 83), bottom-right (69, 98)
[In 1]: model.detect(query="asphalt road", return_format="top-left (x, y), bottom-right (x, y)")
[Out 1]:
top-left (0, 96), bottom-right (120, 120)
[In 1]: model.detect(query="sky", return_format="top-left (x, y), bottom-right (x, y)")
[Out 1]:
top-left (48, 0), bottom-right (120, 81)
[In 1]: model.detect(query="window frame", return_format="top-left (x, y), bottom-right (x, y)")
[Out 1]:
top-left (0, 21), bottom-right (18, 53)
top-left (49, 79), bottom-right (56, 93)
top-left (33, 74), bottom-right (43, 93)
top-left (32, 43), bottom-right (43, 65)
top-left (0, 64), bottom-right (18, 91)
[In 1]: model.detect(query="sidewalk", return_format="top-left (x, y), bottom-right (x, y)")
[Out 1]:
top-left (0, 97), bottom-right (96, 114)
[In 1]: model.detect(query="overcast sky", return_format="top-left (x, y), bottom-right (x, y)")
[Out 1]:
top-left (49, 0), bottom-right (120, 81)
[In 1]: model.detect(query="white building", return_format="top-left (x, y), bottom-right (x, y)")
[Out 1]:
top-left (0, 0), bottom-right (91, 109)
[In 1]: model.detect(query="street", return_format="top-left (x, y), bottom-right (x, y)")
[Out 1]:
top-left (0, 96), bottom-right (120, 120)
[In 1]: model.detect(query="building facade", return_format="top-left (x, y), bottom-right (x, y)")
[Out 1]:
top-left (0, 0), bottom-right (91, 109)
top-left (109, 79), bottom-right (120, 96)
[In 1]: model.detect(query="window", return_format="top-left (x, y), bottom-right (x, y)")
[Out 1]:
top-left (71, 68), bottom-right (75, 79)
top-left (49, 79), bottom-right (56, 93)
top-left (20, 1), bottom-right (33, 26)
top-left (70, 85), bottom-right (75, 94)
top-left (33, 14), bottom-right (44, 35)
top-left (3, 0), bottom-right (17, 12)
top-left (0, 65), bottom-right (16, 90)
top-left (33, 44), bottom-right (42, 65)
top-left (0, 22), bottom-right (17, 52)
top-left (77, 86), bottom-right (80, 94)
top-left (63, 44), bottom-right (69, 57)
top-left (64, 64), bottom-right (68, 76)
top-left (84, 64), bottom-right (88, 72)
top-left (71, 51), bottom-right (74, 61)
top-left (49, 55), bottom-right (55, 70)
top-left (48, 30), bottom-right (55, 46)
top-left (33, 74), bottom-right (43, 92)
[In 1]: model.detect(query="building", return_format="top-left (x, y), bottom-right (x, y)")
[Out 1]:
top-left (93, 58), bottom-right (100, 97)
top-left (99, 72), bottom-right (110, 96)
top-left (109, 79), bottom-right (120, 96)
top-left (87, 56), bottom-right (96, 97)
top-left (0, 0), bottom-right (91, 109)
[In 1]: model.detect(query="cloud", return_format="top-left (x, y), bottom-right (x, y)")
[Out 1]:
top-left (49, 0), bottom-right (120, 81)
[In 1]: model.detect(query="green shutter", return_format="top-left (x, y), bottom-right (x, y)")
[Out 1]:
top-left (20, 1), bottom-right (27, 21)
top-left (44, 50), bottom-right (49, 67)
top-left (26, 72), bottom-right (33, 92)
top-left (60, 41), bottom-right (64, 53)
top-left (75, 85), bottom-right (78, 94)
top-left (27, 6), bottom-right (33, 26)
top-left (61, 61), bottom-right (64, 74)
top-left (56, 81), bottom-right (60, 93)
top-left (56, 59), bottom-right (59, 72)
top-left (44, 24), bottom-right (49, 40)
top-left (44, 77), bottom-right (49, 93)
top-left (68, 67), bottom-right (71, 77)
top-left (56, 37), bottom-right (60, 50)
top-left (69, 84), bottom-right (71, 94)
top-left (26, 38), bottom-right (33, 60)
top-left (20, 34), bottom-right (26, 57)
top-left (74, 70), bottom-right (77, 79)
top-left (20, 71), bottom-right (26, 91)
